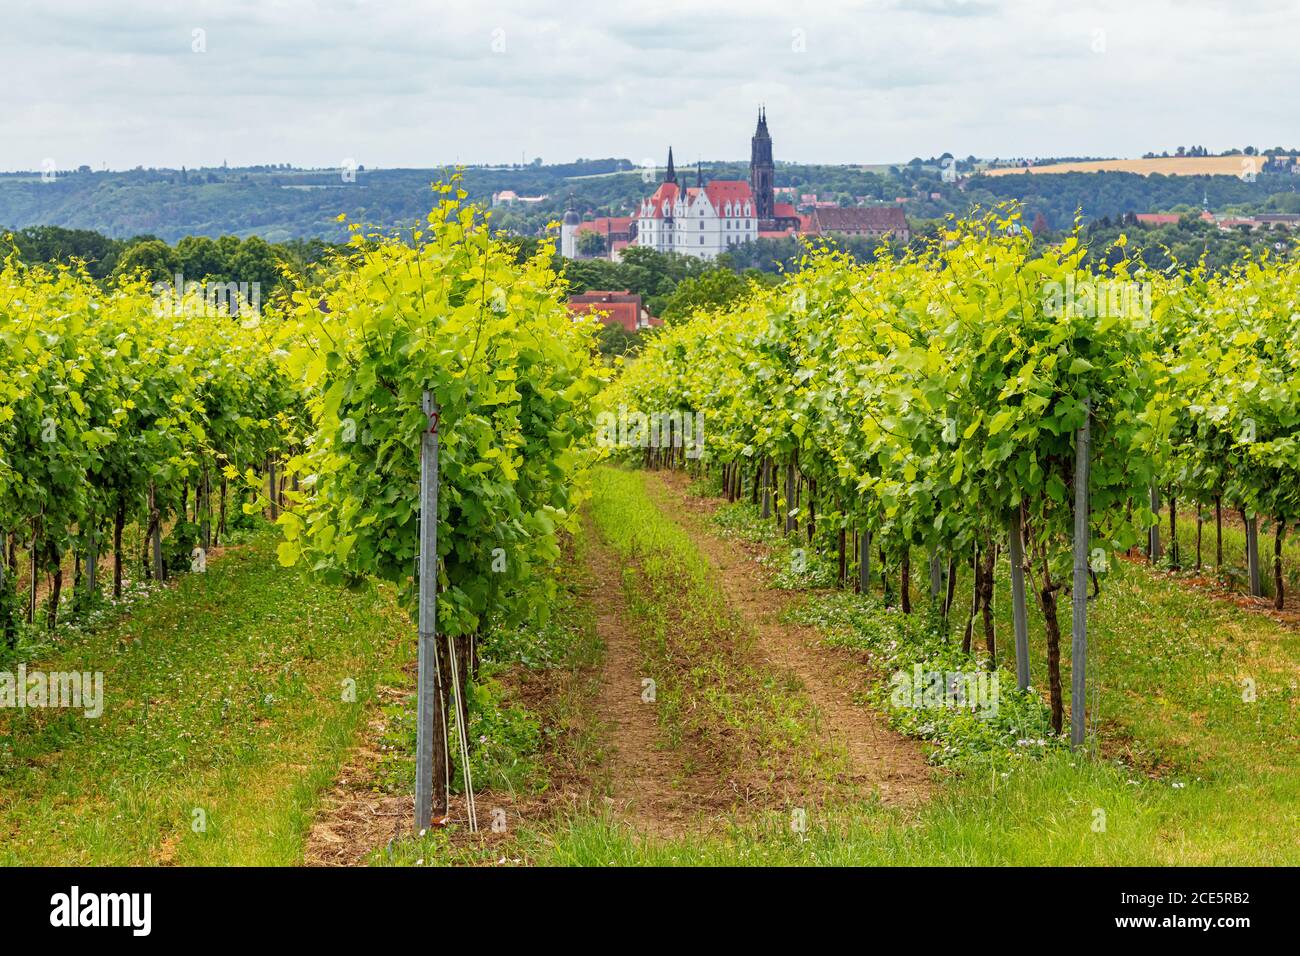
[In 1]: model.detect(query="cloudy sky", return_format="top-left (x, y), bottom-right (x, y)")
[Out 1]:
top-left (1, 0), bottom-right (1295, 171)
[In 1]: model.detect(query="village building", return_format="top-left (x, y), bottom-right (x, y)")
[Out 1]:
top-left (562, 110), bottom-right (908, 260)
top-left (802, 205), bottom-right (911, 242)
top-left (566, 290), bottom-right (661, 332)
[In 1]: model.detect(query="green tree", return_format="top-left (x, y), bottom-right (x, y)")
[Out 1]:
top-left (175, 235), bottom-right (228, 282)
top-left (230, 237), bottom-right (282, 294)
top-left (113, 239), bottom-right (179, 285)
top-left (660, 268), bottom-right (758, 323)
top-left (575, 230), bottom-right (607, 257)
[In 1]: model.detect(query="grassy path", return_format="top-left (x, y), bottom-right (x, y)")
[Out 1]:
top-left (0, 535), bottom-right (410, 865)
top-left (507, 467), bottom-right (1297, 864)
top-left (17, 469), bottom-right (1288, 866)
top-left (647, 471), bottom-right (931, 805)
top-left (583, 528), bottom-right (719, 838)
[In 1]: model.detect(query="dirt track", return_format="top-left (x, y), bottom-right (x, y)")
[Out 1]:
top-left (649, 472), bottom-right (932, 808)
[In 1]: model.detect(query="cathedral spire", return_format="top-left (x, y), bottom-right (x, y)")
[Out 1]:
top-left (750, 106), bottom-right (775, 221)
top-left (665, 146), bottom-right (677, 184)
top-left (697, 160), bottom-right (703, 188)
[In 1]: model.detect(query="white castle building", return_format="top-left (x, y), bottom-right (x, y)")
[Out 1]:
top-left (559, 111), bottom-right (812, 262)
top-left (634, 148), bottom-right (757, 260)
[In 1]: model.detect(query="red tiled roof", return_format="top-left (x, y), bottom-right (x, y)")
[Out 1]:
top-left (641, 180), bottom-right (756, 219)
top-left (1136, 213), bottom-right (1180, 225)
top-left (643, 182), bottom-right (681, 219)
top-left (773, 202), bottom-right (798, 219)
top-left (569, 290), bottom-right (637, 303)
top-left (568, 290), bottom-right (645, 332)
top-left (808, 206), bottom-right (909, 235)
top-left (570, 300), bottom-right (639, 331)
top-left (758, 229), bottom-right (795, 239)
top-left (703, 180), bottom-right (754, 214)
top-left (576, 216), bottom-right (635, 235)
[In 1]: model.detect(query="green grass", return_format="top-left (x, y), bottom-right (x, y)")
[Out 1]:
top-left (383, 467), bottom-right (1298, 865)
top-left (692, 480), bottom-right (1300, 864)
top-left (472, 751), bottom-right (1266, 865)
top-left (450, 469), bottom-right (1297, 866)
top-left (18, 470), bottom-right (1286, 866)
top-left (0, 534), bottom-right (411, 865)
top-left (587, 467), bottom-right (843, 785)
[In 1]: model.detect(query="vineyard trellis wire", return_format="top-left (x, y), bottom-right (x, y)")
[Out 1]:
top-left (611, 208), bottom-right (1300, 740)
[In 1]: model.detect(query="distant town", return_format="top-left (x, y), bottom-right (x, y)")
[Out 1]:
top-left (555, 110), bottom-right (909, 263)
top-left (4, 110), bottom-right (1299, 344)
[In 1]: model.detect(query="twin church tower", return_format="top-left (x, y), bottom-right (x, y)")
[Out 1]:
top-left (560, 110), bottom-right (798, 260)
top-left (658, 108), bottom-right (779, 222)
top-left (631, 109), bottom-right (799, 259)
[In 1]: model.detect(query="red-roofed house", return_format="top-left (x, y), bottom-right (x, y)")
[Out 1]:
top-left (1136, 213), bottom-right (1181, 226)
top-left (567, 291), bottom-right (661, 332)
top-left (560, 213), bottom-right (638, 260)
top-left (803, 206), bottom-right (910, 241)
top-left (576, 216), bottom-right (636, 240)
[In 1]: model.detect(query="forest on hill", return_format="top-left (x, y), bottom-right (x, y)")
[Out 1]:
top-left (4, 157), bottom-right (1299, 244)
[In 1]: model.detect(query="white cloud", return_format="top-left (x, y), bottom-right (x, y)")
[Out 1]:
top-left (0, 0), bottom-right (1296, 170)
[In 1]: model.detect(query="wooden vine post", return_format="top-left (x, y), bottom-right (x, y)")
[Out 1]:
top-left (1008, 507), bottom-right (1031, 692)
top-left (85, 515), bottom-right (97, 596)
top-left (1070, 399), bottom-right (1091, 750)
top-left (784, 460), bottom-right (796, 534)
top-left (858, 527), bottom-right (872, 595)
top-left (1147, 484), bottom-right (1161, 563)
top-left (761, 459), bottom-right (772, 519)
top-left (1245, 515), bottom-right (1262, 597)
top-left (415, 391), bottom-right (448, 831)
top-left (268, 457), bottom-right (279, 521)
top-left (149, 483), bottom-right (163, 582)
